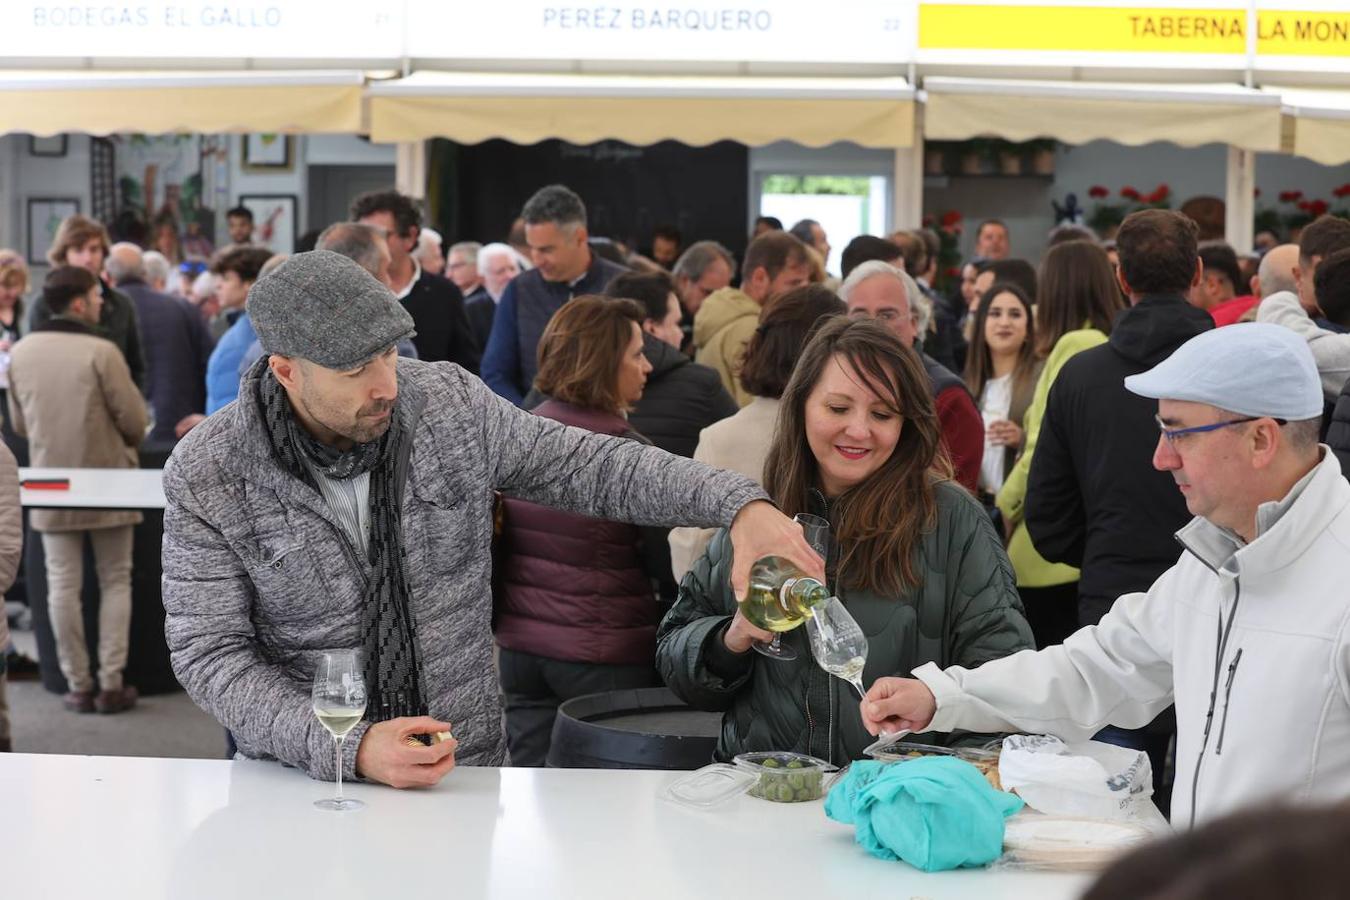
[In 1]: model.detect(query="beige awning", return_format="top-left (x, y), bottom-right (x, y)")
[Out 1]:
top-left (923, 77), bottom-right (1283, 152)
top-left (1269, 87), bottom-right (1350, 166)
top-left (367, 72), bottom-right (916, 149)
top-left (0, 70), bottom-right (366, 136)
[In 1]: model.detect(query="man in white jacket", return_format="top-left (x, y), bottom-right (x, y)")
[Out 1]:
top-left (860, 323), bottom-right (1350, 827)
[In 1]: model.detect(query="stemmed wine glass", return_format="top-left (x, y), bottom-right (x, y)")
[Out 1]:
top-left (806, 596), bottom-right (870, 699)
top-left (312, 649), bottom-right (367, 812)
top-left (753, 513), bottom-right (831, 661)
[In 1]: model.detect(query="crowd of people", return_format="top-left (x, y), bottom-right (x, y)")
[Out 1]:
top-left (3, 176), bottom-right (1350, 889)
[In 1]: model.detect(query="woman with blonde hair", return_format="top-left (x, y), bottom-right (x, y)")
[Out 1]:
top-left (658, 316), bottom-right (1032, 762)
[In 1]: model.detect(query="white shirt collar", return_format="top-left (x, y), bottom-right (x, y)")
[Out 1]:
top-left (393, 258), bottom-right (422, 300)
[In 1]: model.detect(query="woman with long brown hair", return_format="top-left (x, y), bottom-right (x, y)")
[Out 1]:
top-left (494, 295), bottom-right (663, 766)
top-left (657, 316), bottom-right (1032, 763)
top-left (963, 282), bottom-right (1042, 500)
top-left (995, 239), bottom-right (1125, 649)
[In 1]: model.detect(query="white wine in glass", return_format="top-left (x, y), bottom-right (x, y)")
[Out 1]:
top-left (312, 649), bottom-right (367, 812)
top-left (806, 596), bottom-right (870, 699)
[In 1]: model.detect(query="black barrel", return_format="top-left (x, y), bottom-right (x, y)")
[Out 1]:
top-left (547, 687), bottom-right (721, 770)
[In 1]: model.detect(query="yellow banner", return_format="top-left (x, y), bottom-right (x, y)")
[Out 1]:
top-left (1258, 12), bottom-right (1350, 57)
top-left (920, 5), bottom-right (1247, 53)
top-left (920, 5), bottom-right (1350, 57)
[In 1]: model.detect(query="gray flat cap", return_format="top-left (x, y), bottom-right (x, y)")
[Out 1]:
top-left (246, 249), bottom-right (415, 370)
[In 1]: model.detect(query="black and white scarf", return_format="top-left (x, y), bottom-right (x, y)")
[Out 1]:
top-left (257, 366), bottom-right (427, 722)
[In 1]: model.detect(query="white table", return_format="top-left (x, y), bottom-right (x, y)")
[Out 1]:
top-left (19, 466), bottom-right (166, 509)
top-left (0, 754), bottom-right (1090, 899)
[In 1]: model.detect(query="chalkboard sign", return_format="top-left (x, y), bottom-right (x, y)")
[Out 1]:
top-left (436, 138), bottom-right (750, 263)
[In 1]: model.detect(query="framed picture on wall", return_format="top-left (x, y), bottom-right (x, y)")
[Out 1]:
top-left (242, 134), bottom-right (293, 171)
top-left (29, 135), bottom-right (68, 158)
top-left (26, 197), bottom-right (80, 265)
top-left (238, 194), bottom-right (297, 254)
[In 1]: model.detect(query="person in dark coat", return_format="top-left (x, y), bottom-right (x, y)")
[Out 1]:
top-left (495, 296), bottom-right (666, 766)
top-left (107, 244), bottom-right (212, 448)
top-left (464, 242), bottom-right (523, 353)
top-left (1329, 377), bottom-right (1350, 478)
top-left (480, 185), bottom-right (627, 404)
top-left (1024, 209), bottom-right (1215, 814)
top-left (604, 271), bottom-right (737, 457)
top-left (352, 189), bottom-right (479, 373)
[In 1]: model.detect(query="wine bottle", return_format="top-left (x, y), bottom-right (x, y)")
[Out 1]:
top-left (740, 555), bottom-right (830, 633)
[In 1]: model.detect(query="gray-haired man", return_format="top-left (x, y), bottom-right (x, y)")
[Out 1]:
top-left (671, 240), bottom-right (735, 353)
top-left (162, 250), bottom-right (820, 789)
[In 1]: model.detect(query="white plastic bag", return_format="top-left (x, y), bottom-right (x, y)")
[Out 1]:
top-left (998, 735), bottom-right (1153, 820)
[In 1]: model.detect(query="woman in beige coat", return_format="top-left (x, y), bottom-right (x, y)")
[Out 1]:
top-left (669, 285), bottom-right (844, 581)
top-left (8, 266), bottom-right (147, 714)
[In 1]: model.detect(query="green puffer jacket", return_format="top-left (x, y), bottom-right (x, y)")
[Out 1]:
top-left (656, 481), bottom-right (1035, 766)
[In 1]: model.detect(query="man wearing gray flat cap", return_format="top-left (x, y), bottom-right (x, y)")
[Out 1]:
top-left (161, 250), bottom-right (822, 790)
top-left (858, 322), bottom-right (1350, 828)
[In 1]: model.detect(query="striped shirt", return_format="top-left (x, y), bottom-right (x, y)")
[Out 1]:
top-left (303, 459), bottom-right (370, 559)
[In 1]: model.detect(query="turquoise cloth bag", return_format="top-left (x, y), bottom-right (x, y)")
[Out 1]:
top-left (824, 757), bottom-right (1023, 871)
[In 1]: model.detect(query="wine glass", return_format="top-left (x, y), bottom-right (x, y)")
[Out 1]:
top-left (312, 649), bottom-right (367, 812)
top-left (806, 596), bottom-right (869, 699)
top-left (751, 513), bottom-right (830, 661)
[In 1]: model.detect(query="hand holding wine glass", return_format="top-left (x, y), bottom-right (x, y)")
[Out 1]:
top-left (312, 649), bottom-right (367, 811)
top-left (739, 514), bottom-right (830, 661)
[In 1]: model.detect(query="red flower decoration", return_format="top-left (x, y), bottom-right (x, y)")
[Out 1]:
top-left (1309, 199), bottom-right (1330, 217)
top-left (921, 214), bottom-right (934, 227)
top-left (1088, 185), bottom-right (1109, 199)
top-left (1279, 190), bottom-right (1304, 203)
top-left (944, 266), bottom-right (961, 278)
top-left (1121, 186), bottom-right (1141, 201)
top-left (1333, 184), bottom-right (1350, 199)
top-left (940, 210), bottom-right (963, 228)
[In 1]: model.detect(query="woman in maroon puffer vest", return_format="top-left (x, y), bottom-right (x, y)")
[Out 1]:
top-left (494, 295), bottom-right (665, 766)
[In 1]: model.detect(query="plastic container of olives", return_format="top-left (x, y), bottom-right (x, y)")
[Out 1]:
top-left (732, 751), bottom-right (834, 803)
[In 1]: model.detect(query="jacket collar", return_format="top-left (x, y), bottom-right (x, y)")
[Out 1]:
top-left (34, 315), bottom-right (97, 336)
top-left (1176, 450), bottom-right (1347, 577)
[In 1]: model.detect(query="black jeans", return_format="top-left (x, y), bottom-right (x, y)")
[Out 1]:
top-left (498, 647), bottom-right (660, 767)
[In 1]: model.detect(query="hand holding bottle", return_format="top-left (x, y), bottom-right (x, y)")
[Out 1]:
top-left (727, 500), bottom-right (825, 603)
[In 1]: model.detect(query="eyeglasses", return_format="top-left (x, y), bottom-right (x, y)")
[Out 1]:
top-left (1155, 414), bottom-right (1286, 446)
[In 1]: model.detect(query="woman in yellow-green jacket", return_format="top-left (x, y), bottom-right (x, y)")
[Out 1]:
top-left (996, 240), bottom-right (1126, 649)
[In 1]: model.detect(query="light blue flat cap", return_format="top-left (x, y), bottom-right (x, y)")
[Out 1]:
top-left (1124, 322), bottom-right (1322, 420)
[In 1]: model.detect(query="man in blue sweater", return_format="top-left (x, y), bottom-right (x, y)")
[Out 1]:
top-left (481, 185), bottom-right (627, 404)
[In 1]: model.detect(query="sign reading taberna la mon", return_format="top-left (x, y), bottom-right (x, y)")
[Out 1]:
top-left (2, 1), bottom-right (404, 57)
top-left (920, 1), bottom-right (1350, 65)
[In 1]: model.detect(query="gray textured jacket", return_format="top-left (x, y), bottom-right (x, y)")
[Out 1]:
top-left (162, 358), bottom-right (767, 781)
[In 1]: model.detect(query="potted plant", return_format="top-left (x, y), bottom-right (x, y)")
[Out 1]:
top-left (1023, 139), bottom-right (1057, 175)
top-left (959, 139), bottom-right (994, 175)
top-left (992, 139), bottom-right (1022, 176)
top-left (923, 209), bottom-right (965, 294)
top-left (924, 144), bottom-right (947, 176)
top-left (1086, 185), bottom-right (1128, 239)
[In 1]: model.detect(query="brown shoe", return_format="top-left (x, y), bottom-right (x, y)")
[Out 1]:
top-left (63, 690), bottom-right (96, 713)
top-left (95, 685), bottom-right (138, 715)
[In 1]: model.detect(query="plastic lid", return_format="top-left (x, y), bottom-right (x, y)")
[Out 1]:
top-left (732, 751), bottom-right (834, 773)
top-left (864, 731), bottom-right (1000, 763)
top-left (661, 764), bottom-right (758, 810)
